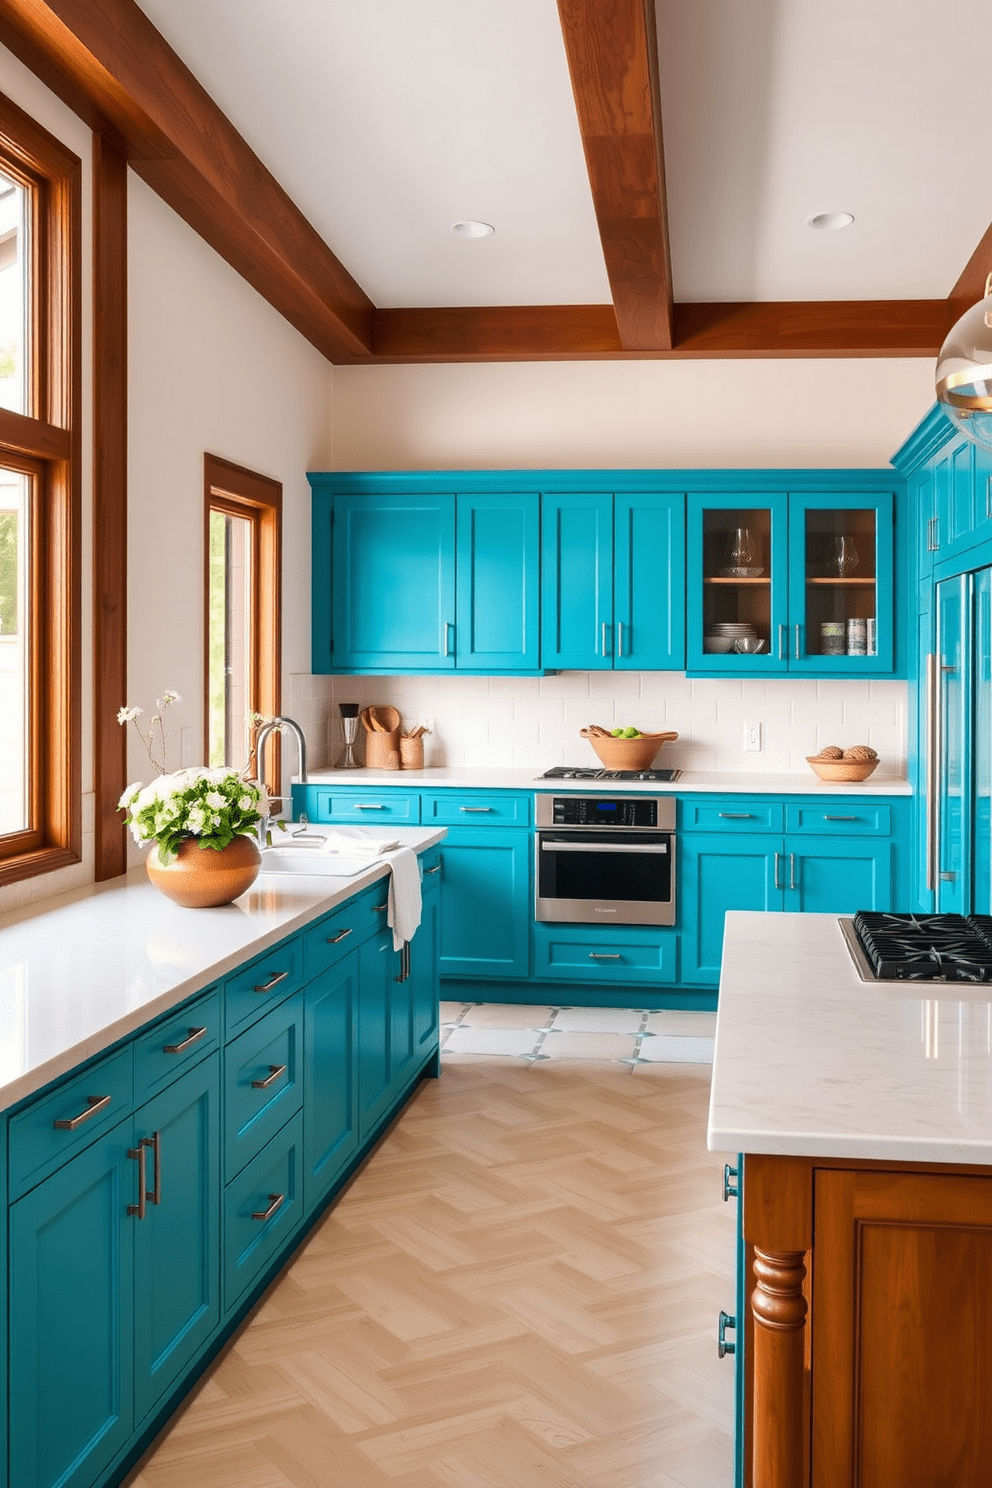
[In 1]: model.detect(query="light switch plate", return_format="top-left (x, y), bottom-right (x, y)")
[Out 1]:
top-left (743, 721), bottom-right (762, 752)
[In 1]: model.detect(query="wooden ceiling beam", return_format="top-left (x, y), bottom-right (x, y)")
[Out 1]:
top-left (0, 0), bottom-right (375, 361)
top-left (556, 0), bottom-right (673, 353)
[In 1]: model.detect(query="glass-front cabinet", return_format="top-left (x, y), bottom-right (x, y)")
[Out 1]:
top-left (687, 491), bottom-right (894, 674)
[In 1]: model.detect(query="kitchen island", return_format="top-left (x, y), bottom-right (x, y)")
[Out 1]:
top-left (709, 910), bottom-right (992, 1488)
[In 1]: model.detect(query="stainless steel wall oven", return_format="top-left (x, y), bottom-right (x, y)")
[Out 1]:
top-left (535, 794), bottom-right (676, 927)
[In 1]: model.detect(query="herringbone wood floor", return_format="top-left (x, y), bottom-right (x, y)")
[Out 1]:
top-left (129, 1055), bottom-right (735, 1488)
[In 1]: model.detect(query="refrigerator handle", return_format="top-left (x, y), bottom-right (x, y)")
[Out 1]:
top-left (925, 651), bottom-right (938, 895)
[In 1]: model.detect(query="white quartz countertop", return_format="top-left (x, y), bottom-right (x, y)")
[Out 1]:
top-left (302, 766), bottom-right (911, 796)
top-left (0, 827), bottom-right (444, 1112)
top-left (708, 911), bottom-right (992, 1165)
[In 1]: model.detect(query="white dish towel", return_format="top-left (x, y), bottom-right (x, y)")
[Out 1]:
top-left (322, 827), bottom-right (422, 950)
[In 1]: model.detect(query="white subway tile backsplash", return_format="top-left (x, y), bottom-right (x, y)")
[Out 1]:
top-left (305, 671), bottom-right (907, 777)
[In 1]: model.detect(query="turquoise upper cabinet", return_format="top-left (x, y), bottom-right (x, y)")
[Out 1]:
top-left (310, 475), bottom-right (539, 673)
top-left (541, 489), bottom-right (685, 670)
top-left (455, 492), bottom-right (540, 670)
top-left (326, 490), bottom-right (457, 672)
top-left (541, 492), bottom-right (613, 669)
top-left (893, 404), bottom-right (992, 576)
top-left (687, 488), bottom-right (895, 675)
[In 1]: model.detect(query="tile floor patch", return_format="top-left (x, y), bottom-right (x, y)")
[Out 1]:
top-left (645, 1010), bottom-right (717, 1037)
top-left (443, 1027), bottom-right (547, 1057)
top-left (637, 1035), bottom-right (716, 1064)
top-left (542, 1031), bottom-right (641, 1061)
top-left (549, 1007), bottom-right (646, 1035)
top-left (457, 1003), bottom-right (556, 1030)
top-left (438, 1004), bottom-right (716, 1065)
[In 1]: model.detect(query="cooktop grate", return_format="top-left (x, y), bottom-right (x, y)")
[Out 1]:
top-left (538, 766), bottom-right (682, 782)
top-left (852, 911), bottom-right (992, 982)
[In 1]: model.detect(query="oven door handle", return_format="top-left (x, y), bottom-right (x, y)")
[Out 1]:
top-left (540, 841), bottom-right (667, 854)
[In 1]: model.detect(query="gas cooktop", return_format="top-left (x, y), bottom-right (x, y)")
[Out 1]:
top-left (842, 912), bottom-right (992, 984)
top-left (537, 765), bottom-right (682, 782)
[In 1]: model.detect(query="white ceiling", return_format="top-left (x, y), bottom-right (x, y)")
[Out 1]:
top-left (136, 0), bottom-right (992, 310)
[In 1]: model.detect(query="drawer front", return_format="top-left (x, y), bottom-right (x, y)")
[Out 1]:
top-left (133, 987), bottom-right (222, 1101)
top-left (225, 934), bottom-right (304, 1037)
top-left (681, 799), bottom-right (785, 834)
top-left (225, 993), bottom-right (304, 1181)
top-left (303, 898), bottom-right (370, 980)
top-left (358, 879), bottom-right (392, 939)
top-left (422, 792), bottom-right (532, 827)
top-left (224, 1110), bottom-right (304, 1310)
top-left (786, 802), bottom-right (892, 837)
top-left (420, 849), bottom-right (442, 886)
top-left (9, 1045), bottom-right (133, 1200)
top-left (311, 790), bottom-right (421, 823)
top-left (532, 924), bottom-right (677, 985)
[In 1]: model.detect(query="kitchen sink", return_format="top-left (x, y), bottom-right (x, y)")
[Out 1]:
top-left (259, 828), bottom-right (374, 877)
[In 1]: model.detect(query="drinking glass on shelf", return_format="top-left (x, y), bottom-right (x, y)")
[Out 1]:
top-left (730, 527), bottom-right (755, 568)
top-left (830, 536), bottom-right (859, 577)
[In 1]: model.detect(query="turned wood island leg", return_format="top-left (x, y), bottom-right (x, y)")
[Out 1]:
top-left (751, 1247), bottom-right (807, 1488)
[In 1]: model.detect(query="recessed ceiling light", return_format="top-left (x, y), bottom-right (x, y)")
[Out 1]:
top-left (806, 212), bottom-right (855, 231)
top-left (451, 221), bottom-right (495, 239)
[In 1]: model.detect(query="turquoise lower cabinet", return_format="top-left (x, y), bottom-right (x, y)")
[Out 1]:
top-left (782, 836), bottom-right (891, 914)
top-left (533, 923), bottom-right (677, 984)
top-left (224, 993), bottom-right (304, 1179)
top-left (413, 859), bottom-right (442, 1055)
top-left (681, 834), bottom-right (780, 984)
top-left (436, 827), bottom-right (531, 979)
top-left (10, 1120), bottom-right (135, 1488)
top-left (357, 927), bottom-right (398, 1136)
top-left (224, 1111), bottom-right (305, 1310)
top-left (303, 951), bottom-right (359, 1208)
top-left (133, 1057), bottom-right (221, 1423)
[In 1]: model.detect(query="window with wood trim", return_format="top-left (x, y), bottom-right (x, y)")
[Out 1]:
top-left (204, 454), bottom-right (281, 787)
top-left (0, 93), bottom-right (81, 886)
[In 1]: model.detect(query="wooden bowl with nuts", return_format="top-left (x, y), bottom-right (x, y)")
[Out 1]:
top-left (805, 745), bottom-right (879, 783)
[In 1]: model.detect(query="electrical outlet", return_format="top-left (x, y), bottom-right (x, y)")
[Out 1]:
top-left (743, 721), bottom-right (762, 752)
top-left (181, 727), bottom-right (192, 766)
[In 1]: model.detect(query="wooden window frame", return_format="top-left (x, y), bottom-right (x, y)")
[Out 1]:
top-left (204, 454), bottom-right (282, 793)
top-left (0, 91), bottom-right (81, 888)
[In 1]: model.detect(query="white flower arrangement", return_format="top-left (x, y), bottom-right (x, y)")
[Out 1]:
top-left (117, 690), bottom-right (265, 863)
top-left (118, 767), bottom-right (266, 864)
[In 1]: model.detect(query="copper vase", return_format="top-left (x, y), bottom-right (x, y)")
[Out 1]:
top-left (146, 835), bottom-right (262, 908)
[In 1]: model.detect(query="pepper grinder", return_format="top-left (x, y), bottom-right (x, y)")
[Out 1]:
top-left (335, 702), bottom-right (361, 769)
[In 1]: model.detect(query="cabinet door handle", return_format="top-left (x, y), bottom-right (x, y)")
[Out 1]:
top-left (718, 812), bottom-right (753, 819)
top-left (424, 864), bottom-right (441, 875)
top-left (141, 1132), bottom-right (161, 1205)
top-left (778, 623), bottom-right (787, 660)
top-left (53, 1093), bottom-right (112, 1130)
top-left (354, 803), bottom-right (385, 810)
top-left (326, 927), bottom-right (353, 944)
top-left (723, 1164), bottom-right (739, 1201)
top-left (459, 806), bottom-right (492, 812)
top-left (251, 1192), bottom-right (285, 1223)
top-left (823, 814), bottom-right (857, 822)
top-left (444, 621), bottom-right (454, 657)
top-left (616, 620), bottom-right (624, 657)
top-left (371, 901), bottom-right (388, 912)
top-left (589, 952), bottom-right (621, 960)
top-left (789, 852), bottom-right (797, 891)
top-left (718, 1310), bottom-right (736, 1358)
top-left (773, 852), bottom-right (782, 890)
top-left (601, 621), bottom-right (608, 657)
top-left (253, 970), bottom-right (289, 994)
top-left (163, 1025), bottom-right (207, 1054)
top-left (251, 1063), bottom-right (287, 1090)
top-left (794, 624), bottom-right (802, 660)
top-left (127, 1143), bottom-right (147, 1220)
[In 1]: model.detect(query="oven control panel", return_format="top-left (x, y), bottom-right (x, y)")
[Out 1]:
top-left (538, 795), bottom-right (675, 828)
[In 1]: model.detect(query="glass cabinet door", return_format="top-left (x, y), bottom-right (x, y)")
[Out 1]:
top-left (687, 493), bottom-right (789, 672)
top-left (788, 492), bottom-right (893, 673)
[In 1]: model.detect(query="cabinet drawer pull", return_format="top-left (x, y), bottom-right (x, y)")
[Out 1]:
top-left (163, 1025), bottom-right (207, 1054)
top-left (723, 1164), bottom-right (739, 1201)
top-left (459, 806), bottom-right (492, 812)
top-left (251, 1192), bottom-right (285, 1223)
top-left (354, 803), bottom-right (385, 809)
top-left (718, 1310), bottom-right (736, 1358)
top-left (425, 864), bottom-right (441, 875)
top-left (718, 812), bottom-right (753, 819)
top-left (53, 1093), bottom-right (112, 1130)
top-left (251, 1063), bottom-right (287, 1090)
top-left (253, 970), bottom-right (289, 994)
top-left (141, 1132), bottom-right (161, 1205)
top-left (589, 952), bottom-right (621, 960)
top-left (822, 814), bottom-right (857, 822)
top-left (326, 927), bottom-right (353, 944)
top-left (127, 1143), bottom-right (146, 1220)
top-left (371, 902), bottom-right (388, 913)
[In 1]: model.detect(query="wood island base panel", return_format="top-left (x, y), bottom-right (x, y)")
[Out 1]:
top-left (0, 834), bottom-right (443, 1488)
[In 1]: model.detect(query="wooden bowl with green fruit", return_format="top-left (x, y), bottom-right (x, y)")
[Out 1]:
top-left (580, 724), bottom-right (679, 771)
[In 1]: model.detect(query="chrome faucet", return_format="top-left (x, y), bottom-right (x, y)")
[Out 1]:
top-left (253, 716), bottom-right (309, 829)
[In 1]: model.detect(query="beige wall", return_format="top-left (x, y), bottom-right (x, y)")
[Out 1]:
top-left (331, 358), bottom-right (936, 471)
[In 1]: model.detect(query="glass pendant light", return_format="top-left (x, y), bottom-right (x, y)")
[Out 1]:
top-left (935, 273), bottom-right (992, 451)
